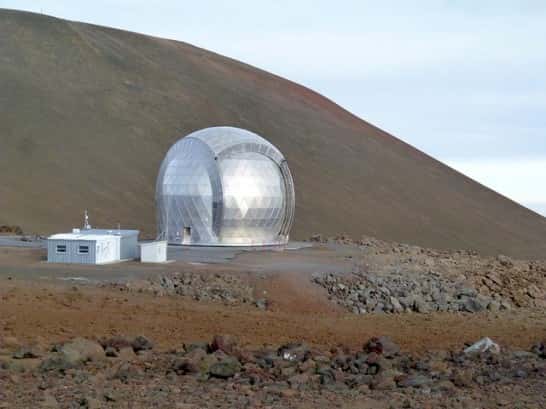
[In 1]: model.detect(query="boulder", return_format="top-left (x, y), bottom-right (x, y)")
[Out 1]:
top-left (287, 373), bottom-right (310, 389)
top-left (460, 296), bottom-right (487, 313)
top-left (242, 362), bottom-right (272, 384)
top-left (363, 336), bottom-right (400, 359)
top-left (185, 347), bottom-right (208, 362)
top-left (413, 299), bottom-right (430, 313)
top-left (451, 369), bottom-right (473, 387)
top-left (278, 343), bottom-right (310, 363)
top-left (112, 362), bottom-right (142, 382)
top-left (100, 336), bottom-right (132, 351)
top-left (363, 338), bottom-right (383, 354)
top-left (298, 358), bottom-right (316, 374)
top-left (255, 298), bottom-right (268, 310)
top-left (171, 357), bottom-right (199, 375)
top-left (209, 357), bottom-right (241, 379)
top-left (209, 335), bottom-right (238, 355)
top-left (39, 354), bottom-right (77, 372)
top-left (172, 348), bottom-right (208, 375)
top-left (61, 338), bottom-right (104, 364)
top-left (345, 374), bottom-right (373, 388)
top-left (464, 338), bottom-right (501, 355)
top-left (199, 354), bottom-right (220, 374)
top-left (497, 255), bottom-right (514, 268)
top-left (369, 369), bottom-right (397, 390)
top-left (377, 336), bottom-right (400, 358)
top-left (487, 300), bottom-right (501, 312)
top-left (131, 335), bottom-right (154, 352)
top-left (531, 341), bottom-right (545, 358)
top-left (390, 297), bottom-right (404, 313)
top-left (317, 366), bottom-right (336, 385)
top-left (40, 338), bottom-right (104, 371)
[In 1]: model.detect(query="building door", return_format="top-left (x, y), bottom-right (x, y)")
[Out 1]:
top-left (182, 227), bottom-right (191, 245)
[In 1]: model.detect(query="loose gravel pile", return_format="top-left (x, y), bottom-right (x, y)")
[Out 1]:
top-left (157, 273), bottom-right (253, 303)
top-left (138, 272), bottom-right (256, 305)
top-left (313, 271), bottom-right (512, 314)
top-left (311, 234), bottom-right (546, 314)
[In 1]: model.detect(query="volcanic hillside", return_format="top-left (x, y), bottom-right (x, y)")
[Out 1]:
top-left (1, 9), bottom-right (545, 258)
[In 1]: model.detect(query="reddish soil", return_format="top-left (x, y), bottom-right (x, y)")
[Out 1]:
top-left (1, 277), bottom-right (544, 355)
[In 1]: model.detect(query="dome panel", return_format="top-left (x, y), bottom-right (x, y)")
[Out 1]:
top-left (218, 152), bottom-right (285, 245)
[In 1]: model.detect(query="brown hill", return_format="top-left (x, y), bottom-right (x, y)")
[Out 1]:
top-left (1, 9), bottom-right (545, 258)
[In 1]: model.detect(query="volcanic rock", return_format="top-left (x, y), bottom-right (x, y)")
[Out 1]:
top-left (278, 343), bottom-right (310, 363)
top-left (209, 357), bottom-right (241, 379)
top-left (131, 335), bottom-right (154, 353)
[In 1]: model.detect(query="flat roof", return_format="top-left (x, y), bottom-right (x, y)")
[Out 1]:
top-left (48, 228), bottom-right (139, 241)
top-left (48, 233), bottom-right (120, 241)
top-left (139, 240), bottom-right (167, 247)
top-left (79, 229), bottom-right (139, 236)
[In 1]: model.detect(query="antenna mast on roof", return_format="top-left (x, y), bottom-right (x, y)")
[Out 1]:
top-left (83, 210), bottom-right (92, 230)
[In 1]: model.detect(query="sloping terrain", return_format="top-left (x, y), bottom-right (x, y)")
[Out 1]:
top-left (1, 9), bottom-right (545, 258)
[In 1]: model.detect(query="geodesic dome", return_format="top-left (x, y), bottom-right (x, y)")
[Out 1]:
top-left (156, 127), bottom-right (295, 246)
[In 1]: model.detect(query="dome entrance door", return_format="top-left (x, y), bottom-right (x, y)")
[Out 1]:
top-left (182, 227), bottom-right (191, 245)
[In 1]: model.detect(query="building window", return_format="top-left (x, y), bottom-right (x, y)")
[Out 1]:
top-left (56, 245), bottom-right (67, 254)
top-left (78, 245), bottom-right (89, 254)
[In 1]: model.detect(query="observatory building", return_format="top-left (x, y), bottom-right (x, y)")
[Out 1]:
top-left (156, 127), bottom-right (295, 246)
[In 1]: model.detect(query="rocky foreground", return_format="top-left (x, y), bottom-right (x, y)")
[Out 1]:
top-left (1, 334), bottom-right (545, 408)
top-left (1, 235), bottom-right (545, 408)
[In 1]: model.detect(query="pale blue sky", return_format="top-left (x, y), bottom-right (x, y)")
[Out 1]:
top-left (2, 1), bottom-right (545, 216)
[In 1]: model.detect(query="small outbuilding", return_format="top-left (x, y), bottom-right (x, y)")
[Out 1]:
top-left (139, 240), bottom-right (168, 263)
top-left (47, 228), bottom-right (139, 264)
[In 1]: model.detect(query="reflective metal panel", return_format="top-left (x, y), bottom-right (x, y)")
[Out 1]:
top-left (156, 127), bottom-right (295, 246)
top-left (218, 152), bottom-right (285, 245)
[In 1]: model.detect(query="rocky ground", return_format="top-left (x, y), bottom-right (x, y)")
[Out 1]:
top-left (99, 235), bottom-right (546, 317)
top-left (106, 272), bottom-right (257, 306)
top-left (313, 270), bottom-right (510, 314)
top-left (312, 235), bottom-right (546, 315)
top-left (0, 235), bottom-right (545, 408)
top-left (1, 333), bottom-right (545, 409)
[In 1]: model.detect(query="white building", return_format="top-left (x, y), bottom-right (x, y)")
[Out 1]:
top-left (139, 240), bottom-right (167, 263)
top-left (47, 228), bottom-right (139, 264)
